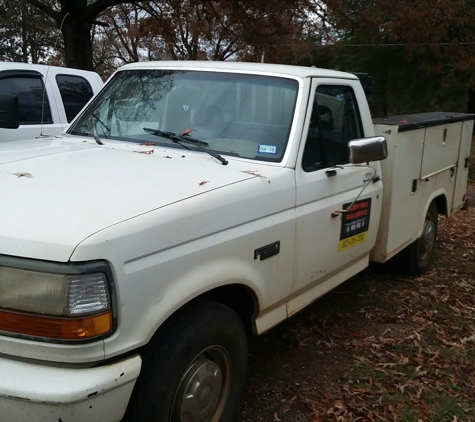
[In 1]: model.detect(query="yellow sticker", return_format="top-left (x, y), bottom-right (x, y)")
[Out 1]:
top-left (338, 231), bottom-right (368, 251)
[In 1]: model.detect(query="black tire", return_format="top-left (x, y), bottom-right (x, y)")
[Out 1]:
top-left (123, 298), bottom-right (248, 422)
top-left (397, 201), bottom-right (438, 275)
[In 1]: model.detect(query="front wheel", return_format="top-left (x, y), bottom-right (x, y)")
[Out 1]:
top-left (398, 201), bottom-right (439, 275)
top-left (123, 298), bottom-right (248, 422)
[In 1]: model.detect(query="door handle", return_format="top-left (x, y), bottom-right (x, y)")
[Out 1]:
top-left (325, 166), bottom-right (344, 177)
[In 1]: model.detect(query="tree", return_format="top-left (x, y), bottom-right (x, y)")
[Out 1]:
top-left (94, 0), bottom-right (316, 64)
top-left (133, 0), bottom-right (315, 62)
top-left (23, 0), bottom-right (317, 69)
top-left (136, 0), bottom-right (249, 61)
top-left (95, 3), bottom-right (160, 69)
top-left (323, 0), bottom-right (475, 112)
top-left (25, 0), bottom-right (140, 70)
top-left (0, 0), bottom-right (57, 63)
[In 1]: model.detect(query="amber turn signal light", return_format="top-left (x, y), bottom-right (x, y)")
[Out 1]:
top-left (0, 310), bottom-right (112, 340)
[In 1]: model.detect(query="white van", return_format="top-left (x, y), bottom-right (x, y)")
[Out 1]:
top-left (0, 62), bottom-right (103, 142)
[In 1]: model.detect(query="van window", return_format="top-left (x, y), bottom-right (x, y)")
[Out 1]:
top-left (0, 73), bottom-right (53, 125)
top-left (56, 74), bottom-right (94, 122)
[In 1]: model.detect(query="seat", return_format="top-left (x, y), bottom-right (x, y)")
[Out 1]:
top-left (192, 105), bottom-right (225, 140)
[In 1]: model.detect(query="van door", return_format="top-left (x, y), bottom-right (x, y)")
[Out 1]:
top-left (288, 78), bottom-right (384, 315)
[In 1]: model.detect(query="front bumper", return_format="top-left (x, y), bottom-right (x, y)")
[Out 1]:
top-left (0, 354), bottom-right (142, 422)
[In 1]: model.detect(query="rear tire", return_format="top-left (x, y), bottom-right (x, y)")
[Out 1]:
top-left (123, 298), bottom-right (248, 422)
top-left (397, 201), bottom-right (438, 275)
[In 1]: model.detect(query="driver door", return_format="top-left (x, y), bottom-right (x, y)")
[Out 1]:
top-left (288, 78), bottom-right (383, 315)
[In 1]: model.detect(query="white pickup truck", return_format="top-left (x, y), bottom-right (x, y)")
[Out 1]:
top-left (0, 61), bottom-right (472, 422)
top-left (0, 62), bottom-right (104, 142)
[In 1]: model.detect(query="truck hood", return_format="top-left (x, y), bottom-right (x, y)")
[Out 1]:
top-left (0, 137), bottom-right (276, 262)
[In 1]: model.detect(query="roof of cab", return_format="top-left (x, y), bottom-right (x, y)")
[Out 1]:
top-left (118, 60), bottom-right (358, 80)
top-left (0, 61), bottom-right (100, 78)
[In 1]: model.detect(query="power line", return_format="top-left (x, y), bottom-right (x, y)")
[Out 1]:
top-left (245, 42), bottom-right (475, 47)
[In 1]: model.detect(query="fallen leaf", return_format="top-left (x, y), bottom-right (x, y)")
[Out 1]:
top-left (241, 170), bottom-right (267, 179)
top-left (199, 180), bottom-right (209, 186)
top-left (133, 150), bottom-right (154, 155)
top-left (140, 142), bottom-right (156, 146)
top-left (10, 172), bottom-right (32, 178)
top-left (347, 332), bottom-right (365, 339)
top-left (461, 334), bottom-right (475, 344)
top-left (164, 156), bottom-right (172, 159)
top-left (429, 350), bottom-right (440, 363)
top-left (181, 128), bottom-right (195, 136)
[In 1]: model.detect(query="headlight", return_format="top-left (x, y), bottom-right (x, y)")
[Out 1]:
top-left (0, 261), bottom-right (114, 342)
top-left (0, 267), bottom-right (67, 315)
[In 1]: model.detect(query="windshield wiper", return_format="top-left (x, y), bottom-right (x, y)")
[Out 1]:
top-left (92, 113), bottom-right (110, 134)
top-left (173, 138), bottom-right (228, 165)
top-left (143, 127), bottom-right (208, 146)
top-left (67, 129), bottom-right (103, 145)
top-left (143, 127), bottom-right (229, 166)
top-left (92, 126), bottom-right (104, 145)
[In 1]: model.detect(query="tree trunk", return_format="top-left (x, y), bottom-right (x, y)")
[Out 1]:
top-left (61, 18), bottom-right (94, 70)
top-left (26, 0), bottom-right (138, 70)
top-left (54, 0), bottom-right (93, 70)
top-left (467, 87), bottom-right (475, 114)
top-left (381, 71), bottom-right (389, 117)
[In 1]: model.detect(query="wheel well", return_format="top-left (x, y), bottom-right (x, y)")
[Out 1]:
top-left (433, 194), bottom-right (447, 216)
top-left (202, 284), bottom-right (258, 334)
top-left (137, 285), bottom-right (258, 366)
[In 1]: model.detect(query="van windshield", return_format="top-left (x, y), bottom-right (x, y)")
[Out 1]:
top-left (68, 69), bottom-right (299, 162)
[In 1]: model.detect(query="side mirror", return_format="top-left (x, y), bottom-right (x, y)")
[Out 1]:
top-left (349, 136), bottom-right (387, 164)
top-left (0, 93), bottom-right (20, 129)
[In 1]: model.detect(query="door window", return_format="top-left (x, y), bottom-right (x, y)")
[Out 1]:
top-left (0, 72), bottom-right (53, 124)
top-left (56, 74), bottom-right (94, 122)
top-left (302, 85), bottom-right (363, 172)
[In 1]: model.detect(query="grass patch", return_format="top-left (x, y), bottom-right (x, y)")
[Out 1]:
top-left (423, 327), bottom-right (438, 343)
top-left (346, 362), bottom-right (381, 384)
top-left (389, 343), bottom-right (418, 356)
top-left (397, 407), bottom-right (420, 422)
top-left (421, 392), bottom-right (473, 422)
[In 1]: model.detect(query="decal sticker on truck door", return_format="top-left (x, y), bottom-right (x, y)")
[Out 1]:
top-left (338, 198), bottom-right (372, 251)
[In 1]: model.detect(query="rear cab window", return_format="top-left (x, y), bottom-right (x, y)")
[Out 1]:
top-left (56, 74), bottom-right (94, 122)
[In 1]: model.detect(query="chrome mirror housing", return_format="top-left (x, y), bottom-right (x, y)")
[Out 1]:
top-left (349, 136), bottom-right (387, 164)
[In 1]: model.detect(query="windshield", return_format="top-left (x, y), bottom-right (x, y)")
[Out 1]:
top-left (68, 69), bottom-right (299, 162)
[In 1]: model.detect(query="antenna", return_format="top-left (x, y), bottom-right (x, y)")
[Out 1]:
top-left (39, 12), bottom-right (69, 137)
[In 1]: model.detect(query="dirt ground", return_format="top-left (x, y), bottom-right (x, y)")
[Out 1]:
top-left (236, 187), bottom-right (475, 422)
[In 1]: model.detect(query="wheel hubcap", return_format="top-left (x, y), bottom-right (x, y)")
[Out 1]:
top-left (172, 347), bottom-right (231, 422)
top-left (419, 218), bottom-right (435, 261)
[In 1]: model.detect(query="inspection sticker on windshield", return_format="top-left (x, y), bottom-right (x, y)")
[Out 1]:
top-left (258, 144), bottom-right (278, 155)
top-left (338, 198), bottom-right (371, 252)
